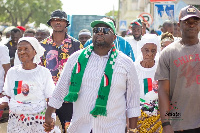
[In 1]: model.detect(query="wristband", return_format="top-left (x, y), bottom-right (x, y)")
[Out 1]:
top-left (162, 121), bottom-right (171, 127)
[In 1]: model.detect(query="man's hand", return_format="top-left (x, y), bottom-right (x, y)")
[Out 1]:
top-left (43, 117), bottom-right (55, 132)
top-left (44, 106), bottom-right (56, 132)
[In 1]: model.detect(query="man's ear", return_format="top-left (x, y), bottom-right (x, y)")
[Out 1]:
top-left (178, 21), bottom-right (181, 27)
top-left (113, 35), bottom-right (117, 41)
top-left (161, 27), bottom-right (164, 33)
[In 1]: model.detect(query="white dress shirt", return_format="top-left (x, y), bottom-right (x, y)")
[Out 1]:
top-left (49, 49), bottom-right (140, 133)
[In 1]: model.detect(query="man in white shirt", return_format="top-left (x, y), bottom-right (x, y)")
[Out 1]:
top-left (126, 18), bottom-right (143, 60)
top-left (44, 18), bottom-right (140, 133)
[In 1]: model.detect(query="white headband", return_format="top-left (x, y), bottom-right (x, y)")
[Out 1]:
top-left (18, 37), bottom-right (45, 64)
top-left (78, 32), bottom-right (91, 36)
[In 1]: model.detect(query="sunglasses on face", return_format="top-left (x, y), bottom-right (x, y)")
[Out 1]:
top-left (93, 27), bottom-right (114, 35)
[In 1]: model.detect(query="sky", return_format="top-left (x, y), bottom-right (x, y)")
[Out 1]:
top-left (61, 0), bottom-right (119, 15)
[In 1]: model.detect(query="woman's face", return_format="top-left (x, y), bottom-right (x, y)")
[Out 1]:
top-left (17, 41), bottom-right (36, 63)
top-left (141, 43), bottom-right (157, 61)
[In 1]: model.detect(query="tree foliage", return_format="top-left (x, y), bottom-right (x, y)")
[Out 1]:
top-left (105, 10), bottom-right (118, 21)
top-left (0, 0), bottom-right (62, 26)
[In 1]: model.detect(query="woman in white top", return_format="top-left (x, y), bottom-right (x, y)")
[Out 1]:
top-left (134, 34), bottom-right (162, 133)
top-left (0, 37), bottom-right (55, 133)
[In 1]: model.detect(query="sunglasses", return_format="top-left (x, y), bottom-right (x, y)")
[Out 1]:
top-left (93, 27), bottom-right (114, 35)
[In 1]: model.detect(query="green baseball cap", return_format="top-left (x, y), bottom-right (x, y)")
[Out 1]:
top-left (91, 18), bottom-right (116, 34)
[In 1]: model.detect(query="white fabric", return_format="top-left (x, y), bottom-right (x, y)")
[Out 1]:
top-left (49, 49), bottom-right (141, 133)
top-left (0, 96), bottom-right (9, 104)
top-left (136, 34), bottom-right (160, 63)
top-left (14, 50), bottom-right (21, 66)
top-left (18, 37), bottom-right (45, 64)
top-left (0, 44), bottom-right (10, 92)
top-left (3, 65), bottom-right (55, 114)
top-left (134, 61), bottom-right (158, 99)
top-left (125, 36), bottom-right (141, 60)
top-left (78, 32), bottom-right (91, 36)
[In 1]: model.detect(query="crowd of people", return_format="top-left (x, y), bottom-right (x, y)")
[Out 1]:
top-left (0, 4), bottom-right (199, 133)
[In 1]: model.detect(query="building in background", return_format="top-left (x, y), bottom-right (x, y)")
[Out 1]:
top-left (118, 0), bottom-right (200, 33)
top-left (67, 15), bottom-right (105, 39)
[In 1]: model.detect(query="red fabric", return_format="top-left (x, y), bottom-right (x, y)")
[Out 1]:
top-left (17, 26), bottom-right (26, 31)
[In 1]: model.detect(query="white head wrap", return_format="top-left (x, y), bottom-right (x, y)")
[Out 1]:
top-left (18, 37), bottom-right (45, 64)
top-left (136, 34), bottom-right (160, 63)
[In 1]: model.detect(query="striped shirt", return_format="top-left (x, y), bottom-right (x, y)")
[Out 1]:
top-left (49, 49), bottom-right (141, 133)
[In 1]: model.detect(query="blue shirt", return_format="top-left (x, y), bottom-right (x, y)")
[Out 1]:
top-left (84, 36), bottom-right (135, 61)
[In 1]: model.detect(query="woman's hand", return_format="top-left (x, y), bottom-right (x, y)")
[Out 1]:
top-left (43, 117), bottom-right (55, 132)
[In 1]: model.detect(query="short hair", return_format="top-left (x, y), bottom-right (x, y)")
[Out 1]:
top-left (24, 29), bottom-right (36, 35)
top-left (11, 28), bottom-right (21, 33)
top-left (162, 20), bottom-right (173, 27)
top-left (36, 28), bottom-right (50, 35)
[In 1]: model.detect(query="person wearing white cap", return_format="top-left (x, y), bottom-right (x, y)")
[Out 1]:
top-left (134, 34), bottom-right (162, 132)
top-left (0, 37), bottom-right (55, 132)
top-left (155, 5), bottom-right (200, 133)
top-left (78, 29), bottom-right (91, 46)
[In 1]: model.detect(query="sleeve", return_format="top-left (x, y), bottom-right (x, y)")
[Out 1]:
top-left (154, 49), bottom-right (170, 81)
top-left (126, 62), bottom-right (141, 118)
top-left (44, 68), bottom-right (55, 98)
top-left (0, 45), bottom-right (10, 65)
top-left (83, 38), bottom-right (92, 48)
top-left (3, 69), bottom-right (13, 97)
top-left (48, 55), bottom-right (75, 109)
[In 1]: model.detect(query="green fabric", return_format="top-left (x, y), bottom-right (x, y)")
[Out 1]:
top-left (130, 18), bottom-right (142, 26)
top-left (64, 44), bottom-right (118, 118)
top-left (91, 18), bottom-right (116, 34)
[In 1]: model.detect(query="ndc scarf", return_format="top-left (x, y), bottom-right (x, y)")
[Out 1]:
top-left (64, 44), bottom-right (118, 117)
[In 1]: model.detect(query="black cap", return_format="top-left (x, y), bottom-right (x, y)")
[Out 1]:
top-left (47, 9), bottom-right (70, 27)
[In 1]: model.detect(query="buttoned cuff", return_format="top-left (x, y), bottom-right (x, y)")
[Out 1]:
top-left (49, 97), bottom-right (64, 109)
top-left (127, 106), bottom-right (141, 118)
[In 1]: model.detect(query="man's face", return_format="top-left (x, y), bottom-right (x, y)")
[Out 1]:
top-left (24, 33), bottom-right (35, 37)
top-left (92, 24), bottom-right (116, 48)
top-left (78, 34), bottom-right (91, 45)
top-left (162, 23), bottom-right (174, 34)
top-left (50, 18), bottom-right (67, 32)
top-left (179, 17), bottom-right (200, 38)
top-left (21, 84), bottom-right (29, 96)
top-left (35, 30), bottom-right (49, 42)
top-left (131, 25), bottom-right (142, 41)
top-left (11, 31), bottom-right (22, 44)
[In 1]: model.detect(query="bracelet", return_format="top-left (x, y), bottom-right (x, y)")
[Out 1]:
top-left (162, 121), bottom-right (171, 127)
top-left (128, 128), bottom-right (138, 133)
